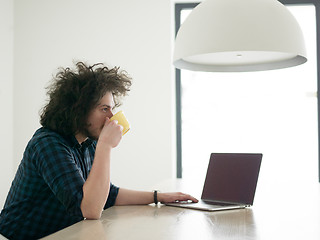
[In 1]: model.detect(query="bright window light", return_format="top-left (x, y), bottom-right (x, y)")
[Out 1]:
top-left (180, 5), bottom-right (318, 194)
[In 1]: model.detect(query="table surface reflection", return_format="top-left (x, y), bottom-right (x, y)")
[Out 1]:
top-left (42, 179), bottom-right (320, 240)
top-left (42, 205), bottom-right (256, 240)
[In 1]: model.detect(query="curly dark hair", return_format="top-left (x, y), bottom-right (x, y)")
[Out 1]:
top-left (40, 62), bottom-right (132, 136)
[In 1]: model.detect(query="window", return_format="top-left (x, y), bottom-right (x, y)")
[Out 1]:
top-left (175, 1), bottom-right (320, 187)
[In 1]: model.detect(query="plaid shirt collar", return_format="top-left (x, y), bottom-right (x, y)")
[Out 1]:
top-left (65, 134), bottom-right (95, 150)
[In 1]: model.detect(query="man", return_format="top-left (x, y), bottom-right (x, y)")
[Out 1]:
top-left (0, 62), bottom-right (197, 239)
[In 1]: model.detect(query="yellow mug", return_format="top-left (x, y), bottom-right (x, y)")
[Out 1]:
top-left (110, 110), bottom-right (130, 136)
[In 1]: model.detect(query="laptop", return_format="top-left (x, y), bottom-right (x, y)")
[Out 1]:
top-left (166, 153), bottom-right (262, 211)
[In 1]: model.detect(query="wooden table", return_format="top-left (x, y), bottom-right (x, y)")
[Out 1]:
top-left (42, 205), bottom-right (256, 240)
top-left (42, 179), bottom-right (320, 240)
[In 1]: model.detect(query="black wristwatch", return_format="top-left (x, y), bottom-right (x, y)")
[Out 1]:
top-left (153, 190), bottom-right (159, 204)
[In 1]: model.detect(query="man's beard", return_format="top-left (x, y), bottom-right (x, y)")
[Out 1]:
top-left (82, 126), bottom-right (99, 141)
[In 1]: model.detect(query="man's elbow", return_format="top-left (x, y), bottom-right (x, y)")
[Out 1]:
top-left (82, 210), bottom-right (102, 220)
top-left (81, 205), bottom-right (102, 220)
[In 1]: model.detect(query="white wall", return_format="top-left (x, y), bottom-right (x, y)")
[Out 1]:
top-left (11, 0), bottom-right (176, 196)
top-left (0, 0), bottom-right (14, 208)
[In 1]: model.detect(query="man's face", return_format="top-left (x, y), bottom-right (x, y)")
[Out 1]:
top-left (84, 92), bottom-right (115, 140)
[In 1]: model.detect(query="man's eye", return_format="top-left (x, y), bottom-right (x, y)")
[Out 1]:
top-left (102, 108), bottom-right (109, 112)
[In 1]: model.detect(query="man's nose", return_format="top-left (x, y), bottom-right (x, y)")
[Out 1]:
top-left (109, 111), bottom-right (114, 118)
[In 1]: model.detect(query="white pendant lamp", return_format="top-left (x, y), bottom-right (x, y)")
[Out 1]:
top-left (173, 0), bottom-right (307, 72)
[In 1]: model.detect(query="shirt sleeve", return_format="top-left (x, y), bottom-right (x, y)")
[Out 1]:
top-left (32, 136), bottom-right (85, 218)
top-left (104, 183), bottom-right (119, 209)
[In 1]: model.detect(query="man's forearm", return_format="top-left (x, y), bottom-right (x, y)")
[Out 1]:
top-left (115, 188), bottom-right (199, 206)
top-left (80, 144), bottom-right (111, 219)
top-left (115, 188), bottom-right (154, 205)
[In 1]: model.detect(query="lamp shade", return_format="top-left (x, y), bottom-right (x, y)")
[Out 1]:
top-left (173, 0), bottom-right (307, 72)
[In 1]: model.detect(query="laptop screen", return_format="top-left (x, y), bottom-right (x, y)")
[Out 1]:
top-left (201, 153), bottom-right (262, 205)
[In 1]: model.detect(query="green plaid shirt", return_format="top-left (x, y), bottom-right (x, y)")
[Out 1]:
top-left (0, 127), bottom-right (119, 239)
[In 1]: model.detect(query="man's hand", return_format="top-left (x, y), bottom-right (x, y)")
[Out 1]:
top-left (157, 192), bottom-right (198, 203)
top-left (98, 118), bottom-right (123, 148)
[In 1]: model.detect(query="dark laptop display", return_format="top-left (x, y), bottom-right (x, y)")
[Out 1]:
top-left (166, 153), bottom-right (262, 211)
top-left (202, 153), bottom-right (262, 206)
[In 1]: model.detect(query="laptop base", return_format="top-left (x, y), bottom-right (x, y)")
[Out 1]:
top-left (165, 200), bottom-right (247, 212)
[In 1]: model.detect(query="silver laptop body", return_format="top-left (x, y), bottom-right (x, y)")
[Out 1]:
top-left (166, 153), bottom-right (262, 212)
